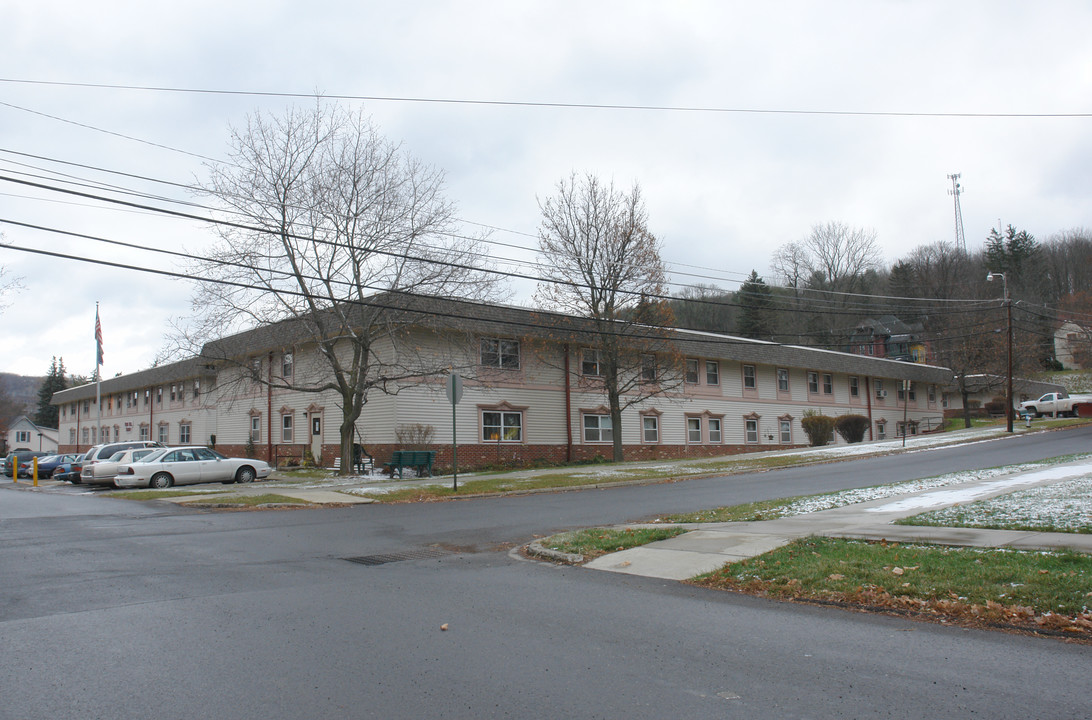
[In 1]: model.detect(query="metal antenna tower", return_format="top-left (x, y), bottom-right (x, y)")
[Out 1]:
top-left (947, 172), bottom-right (966, 253)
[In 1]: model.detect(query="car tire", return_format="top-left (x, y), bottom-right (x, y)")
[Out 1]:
top-left (149, 473), bottom-right (173, 489)
top-left (235, 466), bottom-right (256, 484)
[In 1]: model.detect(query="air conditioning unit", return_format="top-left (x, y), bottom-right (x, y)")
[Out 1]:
top-left (877, 390), bottom-right (887, 398)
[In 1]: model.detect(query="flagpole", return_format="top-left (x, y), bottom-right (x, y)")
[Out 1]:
top-left (95, 302), bottom-right (102, 447)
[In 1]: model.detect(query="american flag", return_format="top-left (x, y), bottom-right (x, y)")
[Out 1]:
top-left (95, 306), bottom-right (104, 367)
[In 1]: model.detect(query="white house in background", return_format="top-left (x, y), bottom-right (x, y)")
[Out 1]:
top-left (53, 294), bottom-right (955, 469)
top-left (1055, 321), bottom-right (1091, 370)
top-left (6, 415), bottom-right (58, 453)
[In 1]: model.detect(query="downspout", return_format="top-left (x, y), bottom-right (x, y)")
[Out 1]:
top-left (75, 405), bottom-right (81, 452)
top-left (149, 387), bottom-right (154, 443)
top-left (865, 376), bottom-right (873, 441)
top-left (267, 351), bottom-right (274, 465)
top-left (564, 343), bottom-right (573, 463)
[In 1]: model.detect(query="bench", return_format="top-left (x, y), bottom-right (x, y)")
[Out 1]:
top-left (384, 450), bottom-right (436, 478)
top-left (330, 447), bottom-right (374, 474)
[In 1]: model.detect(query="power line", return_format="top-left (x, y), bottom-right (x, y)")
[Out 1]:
top-left (4, 78), bottom-right (1092, 118)
top-left (1, 170), bottom-right (998, 322)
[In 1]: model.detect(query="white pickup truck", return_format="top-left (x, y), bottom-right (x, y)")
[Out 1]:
top-left (1019, 391), bottom-right (1092, 418)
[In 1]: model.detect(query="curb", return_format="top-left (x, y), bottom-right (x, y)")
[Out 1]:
top-left (526, 538), bottom-right (584, 564)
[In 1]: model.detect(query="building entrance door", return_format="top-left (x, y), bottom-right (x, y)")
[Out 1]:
top-left (310, 413), bottom-right (322, 466)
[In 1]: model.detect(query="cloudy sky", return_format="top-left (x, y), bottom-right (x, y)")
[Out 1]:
top-left (2, 1), bottom-right (1090, 379)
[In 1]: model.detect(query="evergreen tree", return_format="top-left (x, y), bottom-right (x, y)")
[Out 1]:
top-left (34, 357), bottom-right (67, 429)
top-left (736, 270), bottom-right (775, 340)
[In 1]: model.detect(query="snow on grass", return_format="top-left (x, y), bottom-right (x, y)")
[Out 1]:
top-left (865, 462), bottom-right (1092, 514)
top-left (774, 461), bottom-right (1076, 517)
top-left (900, 476), bottom-right (1092, 533)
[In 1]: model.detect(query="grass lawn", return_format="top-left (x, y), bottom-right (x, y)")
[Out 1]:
top-left (896, 476), bottom-right (1092, 534)
top-left (692, 536), bottom-right (1092, 636)
top-left (540, 527), bottom-right (688, 561)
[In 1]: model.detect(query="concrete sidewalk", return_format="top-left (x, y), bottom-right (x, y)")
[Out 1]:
top-left (584, 459), bottom-right (1092, 580)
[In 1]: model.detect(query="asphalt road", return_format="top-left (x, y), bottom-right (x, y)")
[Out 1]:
top-left (2, 427), bottom-right (1090, 719)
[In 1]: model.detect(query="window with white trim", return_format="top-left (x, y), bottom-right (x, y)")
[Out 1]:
top-left (687, 417), bottom-right (702, 443)
top-left (581, 349), bottom-right (603, 377)
top-left (82, 427), bottom-right (89, 444)
top-left (822, 373), bottom-right (833, 395)
top-left (708, 418), bottom-right (722, 443)
top-left (779, 419), bottom-right (792, 444)
top-left (102, 427), bottom-right (110, 442)
top-left (777, 368), bottom-right (790, 392)
top-left (745, 418), bottom-right (759, 444)
top-left (641, 355), bottom-right (657, 383)
top-left (481, 339), bottom-right (520, 370)
top-left (139, 425), bottom-right (149, 442)
top-left (849, 376), bottom-right (859, 398)
top-left (808, 372), bottom-right (819, 394)
top-left (875, 379), bottom-right (885, 399)
top-left (706, 361), bottom-right (720, 386)
top-left (250, 415), bottom-right (261, 443)
top-left (642, 415), bottom-right (659, 443)
top-left (743, 365), bottom-right (756, 390)
top-left (15, 430), bottom-right (30, 443)
top-left (158, 424), bottom-right (168, 444)
top-left (685, 358), bottom-right (699, 384)
top-left (876, 421), bottom-right (886, 440)
top-left (69, 428), bottom-right (76, 444)
top-left (583, 414), bottom-right (612, 443)
top-left (482, 411), bottom-right (523, 442)
top-left (179, 423), bottom-right (191, 444)
top-left (282, 352), bottom-right (293, 378)
top-left (281, 414), bottom-right (294, 443)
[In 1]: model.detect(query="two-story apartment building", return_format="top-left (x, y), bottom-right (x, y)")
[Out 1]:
top-left (53, 295), bottom-right (954, 469)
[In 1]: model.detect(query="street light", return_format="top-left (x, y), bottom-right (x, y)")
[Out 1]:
top-left (986, 272), bottom-right (1013, 432)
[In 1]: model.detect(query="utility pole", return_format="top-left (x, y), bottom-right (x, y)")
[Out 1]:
top-left (948, 173), bottom-right (966, 254)
top-left (987, 272), bottom-right (1014, 433)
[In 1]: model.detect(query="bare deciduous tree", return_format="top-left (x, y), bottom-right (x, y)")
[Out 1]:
top-left (534, 172), bottom-right (680, 462)
top-left (187, 102), bottom-right (502, 473)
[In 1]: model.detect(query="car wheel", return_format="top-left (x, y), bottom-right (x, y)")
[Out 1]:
top-left (235, 466), bottom-right (256, 484)
top-left (149, 473), bottom-right (173, 489)
top-left (1026, 406), bottom-right (1038, 418)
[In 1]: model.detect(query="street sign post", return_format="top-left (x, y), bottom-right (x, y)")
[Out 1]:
top-left (445, 373), bottom-right (463, 490)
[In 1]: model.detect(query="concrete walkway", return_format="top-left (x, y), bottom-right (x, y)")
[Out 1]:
top-left (584, 459), bottom-right (1092, 580)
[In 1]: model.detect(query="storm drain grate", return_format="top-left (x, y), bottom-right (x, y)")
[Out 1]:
top-left (343, 548), bottom-right (448, 566)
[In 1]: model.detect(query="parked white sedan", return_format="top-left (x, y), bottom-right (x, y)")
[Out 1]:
top-left (114, 447), bottom-right (272, 489)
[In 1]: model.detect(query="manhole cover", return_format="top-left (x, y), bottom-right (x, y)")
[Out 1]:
top-left (344, 548), bottom-right (448, 566)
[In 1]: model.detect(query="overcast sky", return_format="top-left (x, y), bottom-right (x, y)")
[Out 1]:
top-left (2, 1), bottom-right (1090, 379)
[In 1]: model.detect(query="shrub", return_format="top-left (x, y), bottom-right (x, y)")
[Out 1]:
top-left (983, 396), bottom-right (1008, 416)
top-left (395, 423), bottom-right (435, 450)
top-left (834, 414), bottom-right (870, 444)
top-left (800, 412), bottom-right (836, 447)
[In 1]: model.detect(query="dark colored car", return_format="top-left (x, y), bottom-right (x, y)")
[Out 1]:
top-left (54, 453), bottom-right (90, 483)
top-left (4, 450), bottom-right (52, 478)
top-left (20, 453), bottom-right (83, 479)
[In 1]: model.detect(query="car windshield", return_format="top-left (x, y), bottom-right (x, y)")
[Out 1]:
top-left (133, 448), bottom-right (169, 463)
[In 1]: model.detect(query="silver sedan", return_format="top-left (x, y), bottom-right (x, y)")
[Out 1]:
top-left (114, 447), bottom-right (272, 489)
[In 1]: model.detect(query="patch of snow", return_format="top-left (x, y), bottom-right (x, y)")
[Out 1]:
top-left (865, 462), bottom-right (1092, 513)
top-left (776, 462), bottom-right (1069, 517)
top-left (906, 477), bottom-right (1092, 532)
